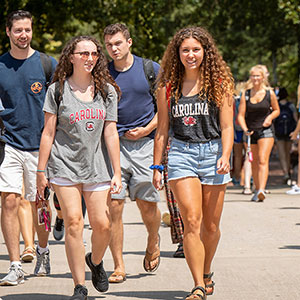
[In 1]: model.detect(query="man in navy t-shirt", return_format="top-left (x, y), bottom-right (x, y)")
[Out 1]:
top-left (104, 23), bottom-right (161, 282)
top-left (0, 10), bottom-right (56, 286)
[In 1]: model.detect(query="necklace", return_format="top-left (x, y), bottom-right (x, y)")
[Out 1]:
top-left (69, 78), bottom-right (94, 93)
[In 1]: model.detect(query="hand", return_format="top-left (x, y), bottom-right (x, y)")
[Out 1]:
top-left (262, 116), bottom-right (272, 127)
top-left (110, 174), bottom-right (122, 194)
top-left (216, 156), bottom-right (230, 175)
top-left (124, 127), bottom-right (146, 140)
top-left (290, 130), bottom-right (299, 140)
top-left (244, 130), bottom-right (253, 136)
top-left (36, 172), bottom-right (50, 199)
top-left (152, 169), bottom-right (163, 190)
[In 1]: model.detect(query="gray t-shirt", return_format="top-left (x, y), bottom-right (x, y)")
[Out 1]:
top-left (43, 81), bottom-right (118, 183)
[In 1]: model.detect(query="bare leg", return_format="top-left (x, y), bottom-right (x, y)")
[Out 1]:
top-left (170, 177), bottom-right (205, 289)
top-left (1, 192), bottom-right (21, 262)
top-left (84, 189), bottom-right (111, 265)
top-left (54, 184), bottom-right (85, 286)
top-left (109, 199), bottom-right (125, 274)
top-left (277, 140), bottom-right (291, 176)
top-left (18, 196), bottom-right (35, 250)
top-left (136, 198), bottom-right (161, 270)
top-left (201, 184), bottom-right (226, 294)
top-left (257, 137), bottom-right (274, 190)
top-left (233, 143), bottom-right (243, 181)
top-left (30, 201), bottom-right (51, 248)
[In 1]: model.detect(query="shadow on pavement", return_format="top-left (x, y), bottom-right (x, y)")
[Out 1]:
top-left (104, 290), bottom-right (187, 300)
top-left (1, 294), bottom-right (95, 300)
top-left (279, 245), bottom-right (300, 250)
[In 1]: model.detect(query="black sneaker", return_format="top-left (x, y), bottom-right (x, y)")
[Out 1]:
top-left (53, 216), bottom-right (64, 241)
top-left (70, 284), bottom-right (88, 300)
top-left (85, 252), bottom-right (108, 292)
top-left (173, 243), bottom-right (185, 258)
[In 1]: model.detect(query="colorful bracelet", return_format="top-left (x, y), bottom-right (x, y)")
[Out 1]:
top-left (36, 169), bottom-right (46, 173)
top-left (149, 164), bottom-right (164, 172)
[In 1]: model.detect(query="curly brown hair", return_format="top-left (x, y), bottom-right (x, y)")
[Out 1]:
top-left (158, 27), bottom-right (234, 107)
top-left (52, 35), bottom-right (120, 100)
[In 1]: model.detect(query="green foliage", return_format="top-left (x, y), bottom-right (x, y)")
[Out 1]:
top-left (0, 0), bottom-right (299, 94)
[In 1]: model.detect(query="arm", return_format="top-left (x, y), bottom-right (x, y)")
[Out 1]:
top-left (290, 119), bottom-right (300, 140)
top-left (262, 89), bottom-right (280, 127)
top-left (218, 94), bottom-right (234, 174)
top-left (153, 87), bottom-right (169, 189)
top-left (124, 113), bottom-right (157, 140)
top-left (103, 121), bottom-right (122, 193)
top-left (237, 91), bottom-right (252, 135)
top-left (36, 112), bottom-right (57, 197)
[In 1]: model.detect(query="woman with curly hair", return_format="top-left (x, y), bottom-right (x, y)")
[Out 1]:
top-left (36, 36), bottom-right (122, 300)
top-left (152, 27), bottom-right (234, 300)
top-left (238, 65), bottom-right (279, 202)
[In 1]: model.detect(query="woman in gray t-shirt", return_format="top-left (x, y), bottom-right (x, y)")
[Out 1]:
top-left (36, 36), bottom-right (121, 299)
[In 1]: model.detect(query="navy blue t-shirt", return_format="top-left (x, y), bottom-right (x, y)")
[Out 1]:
top-left (108, 55), bottom-right (159, 139)
top-left (0, 51), bottom-right (57, 151)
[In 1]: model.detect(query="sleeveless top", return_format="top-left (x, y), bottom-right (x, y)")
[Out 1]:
top-left (169, 93), bottom-right (221, 143)
top-left (245, 89), bottom-right (271, 131)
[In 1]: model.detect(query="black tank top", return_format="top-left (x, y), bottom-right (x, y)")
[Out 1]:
top-left (245, 89), bottom-right (271, 131)
top-left (169, 94), bottom-right (221, 143)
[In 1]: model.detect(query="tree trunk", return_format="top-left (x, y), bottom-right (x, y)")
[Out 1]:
top-left (272, 50), bottom-right (278, 86)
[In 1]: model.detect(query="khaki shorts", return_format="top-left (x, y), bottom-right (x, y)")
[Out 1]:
top-left (111, 136), bottom-right (160, 202)
top-left (0, 144), bottom-right (38, 202)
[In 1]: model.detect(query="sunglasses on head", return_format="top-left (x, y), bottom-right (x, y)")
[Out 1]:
top-left (73, 51), bottom-right (99, 60)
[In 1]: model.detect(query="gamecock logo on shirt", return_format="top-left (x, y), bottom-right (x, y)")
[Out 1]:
top-left (182, 116), bottom-right (196, 126)
top-left (86, 121), bottom-right (95, 131)
top-left (31, 82), bottom-right (43, 94)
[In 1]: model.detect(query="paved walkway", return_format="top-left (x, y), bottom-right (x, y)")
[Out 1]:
top-left (0, 157), bottom-right (300, 300)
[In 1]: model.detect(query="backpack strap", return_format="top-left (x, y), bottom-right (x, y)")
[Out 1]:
top-left (0, 117), bottom-right (5, 136)
top-left (53, 81), bottom-right (61, 109)
top-left (40, 52), bottom-right (53, 88)
top-left (142, 58), bottom-right (157, 101)
top-left (245, 89), bottom-right (250, 101)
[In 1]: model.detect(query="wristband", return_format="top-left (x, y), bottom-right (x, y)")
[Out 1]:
top-left (149, 164), bottom-right (164, 172)
top-left (36, 169), bottom-right (46, 173)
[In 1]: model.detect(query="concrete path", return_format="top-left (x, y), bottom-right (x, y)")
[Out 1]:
top-left (0, 159), bottom-right (300, 300)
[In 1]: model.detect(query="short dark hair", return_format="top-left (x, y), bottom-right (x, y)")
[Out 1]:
top-left (103, 23), bottom-right (131, 40)
top-left (6, 10), bottom-right (32, 31)
top-left (278, 87), bottom-right (288, 100)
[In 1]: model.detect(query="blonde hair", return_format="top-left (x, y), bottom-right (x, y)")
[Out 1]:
top-left (245, 65), bottom-right (271, 90)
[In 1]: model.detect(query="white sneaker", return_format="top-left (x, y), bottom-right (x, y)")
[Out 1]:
top-left (251, 191), bottom-right (258, 202)
top-left (34, 249), bottom-right (50, 276)
top-left (257, 189), bottom-right (266, 201)
top-left (0, 264), bottom-right (24, 286)
top-left (286, 186), bottom-right (300, 195)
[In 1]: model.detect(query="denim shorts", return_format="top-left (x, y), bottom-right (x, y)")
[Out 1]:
top-left (168, 138), bottom-right (231, 185)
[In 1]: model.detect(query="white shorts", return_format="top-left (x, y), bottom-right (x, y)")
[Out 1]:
top-left (50, 177), bottom-right (111, 192)
top-left (0, 144), bottom-right (39, 202)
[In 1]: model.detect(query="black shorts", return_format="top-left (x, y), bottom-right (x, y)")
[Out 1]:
top-left (243, 126), bottom-right (274, 144)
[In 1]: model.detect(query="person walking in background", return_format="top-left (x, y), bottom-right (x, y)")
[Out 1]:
top-left (238, 65), bottom-right (280, 202)
top-left (36, 35), bottom-right (122, 300)
top-left (232, 82), bottom-right (247, 189)
top-left (286, 77), bottom-right (300, 194)
top-left (153, 26), bottom-right (234, 300)
top-left (274, 87), bottom-right (297, 184)
top-left (0, 10), bottom-right (57, 286)
top-left (103, 23), bottom-right (161, 284)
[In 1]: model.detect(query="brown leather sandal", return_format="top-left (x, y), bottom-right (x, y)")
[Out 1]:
top-left (185, 286), bottom-right (206, 300)
top-left (204, 272), bottom-right (215, 296)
